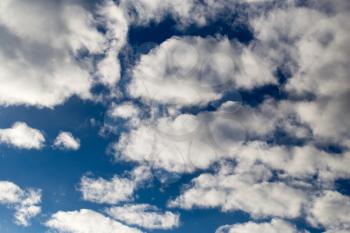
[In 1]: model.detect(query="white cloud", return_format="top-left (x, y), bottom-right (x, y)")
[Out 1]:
top-left (111, 1), bottom-right (350, 232)
top-left (120, 0), bottom-right (194, 25)
top-left (0, 0), bottom-right (127, 108)
top-left (108, 102), bottom-right (140, 121)
top-left (96, 1), bottom-right (129, 88)
top-left (53, 131), bottom-right (80, 151)
top-left (307, 191), bottom-right (350, 231)
top-left (251, 3), bottom-right (350, 145)
top-left (169, 163), bottom-right (308, 219)
top-left (0, 122), bottom-right (45, 149)
top-left (120, 0), bottom-right (272, 26)
top-left (293, 95), bottom-right (350, 145)
top-left (0, 181), bottom-right (41, 226)
top-left (324, 229), bottom-right (350, 233)
top-left (114, 98), bottom-right (350, 180)
top-left (79, 166), bottom-right (151, 204)
top-left (114, 100), bottom-right (277, 173)
top-left (128, 36), bottom-right (275, 107)
top-left (115, 113), bottom-right (218, 173)
top-left (106, 204), bottom-right (180, 230)
top-left (0, 1), bottom-right (96, 107)
top-left (230, 142), bottom-right (350, 181)
top-left (45, 209), bottom-right (142, 233)
top-left (102, 102), bottom-right (141, 133)
top-left (215, 219), bottom-right (306, 233)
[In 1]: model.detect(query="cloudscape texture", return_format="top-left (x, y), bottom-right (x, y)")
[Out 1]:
top-left (0, 0), bottom-right (350, 232)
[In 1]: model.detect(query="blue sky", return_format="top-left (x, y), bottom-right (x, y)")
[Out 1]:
top-left (0, 0), bottom-right (350, 233)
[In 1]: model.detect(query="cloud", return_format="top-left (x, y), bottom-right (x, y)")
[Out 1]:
top-left (120, 0), bottom-right (194, 25)
top-left (215, 219), bottom-right (306, 233)
top-left (307, 191), bottom-right (350, 232)
top-left (114, 98), bottom-right (350, 180)
top-left (293, 94), bottom-right (350, 145)
top-left (45, 209), bottom-right (142, 233)
top-left (100, 101), bottom-right (143, 132)
top-left (95, 0), bottom-right (129, 88)
top-left (53, 131), bottom-right (81, 151)
top-left (115, 112), bottom-right (222, 173)
top-left (251, 2), bottom-right (350, 145)
top-left (106, 204), bottom-right (180, 230)
top-left (128, 36), bottom-right (275, 107)
top-left (169, 163), bottom-right (308, 219)
top-left (120, 0), bottom-right (272, 26)
top-left (0, 122), bottom-right (45, 149)
top-left (108, 102), bottom-right (140, 120)
top-left (228, 142), bottom-right (350, 181)
top-left (324, 230), bottom-right (350, 233)
top-left (100, 102), bottom-right (141, 134)
top-left (0, 181), bottom-right (41, 226)
top-left (114, 100), bottom-right (279, 173)
top-left (0, 0), bottom-right (127, 108)
top-left (79, 166), bottom-right (151, 204)
top-left (0, 1), bottom-right (347, 233)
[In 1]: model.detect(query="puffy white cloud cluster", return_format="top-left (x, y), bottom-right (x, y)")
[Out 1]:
top-left (215, 219), bottom-right (305, 233)
top-left (0, 0), bottom-right (127, 108)
top-left (108, 102), bottom-right (140, 120)
top-left (53, 131), bottom-right (80, 151)
top-left (2, 0), bottom-right (350, 232)
top-left (307, 191), bottom-right (350, 232)
top-left (45, 209), bottom-right (142, 233)
top-left (99, 1), bottom-right (350, 232)
top-left (79, 166), bottom-right (151, 204)
top-left (0, 181), bottom-right (41, 226)
top-left (128, 36), bottom-right (275, 107)
top-left (169, 163), bottom-right (309, 218)
top-left (0, 122), bottom-right (45, 149)
top-left (96, 0), bottom-right (129, 88)
top-left (251, 2), bottom-right (350, 145)
top-left (120, 0), bottom-right (272, 26)
top-left (171, 162), bottom-right (350, 232)
top-left (106, 204), bottom-right (180, 230)
top-left (46, 206), bottom-right (180, 233)
top-left (60, 165), bottom-right (180, 232)
top-left (114, 99), bottom-right (350, 181)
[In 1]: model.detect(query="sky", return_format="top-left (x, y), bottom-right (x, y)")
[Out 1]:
top-left (0, 0), bottom-right (350, 232)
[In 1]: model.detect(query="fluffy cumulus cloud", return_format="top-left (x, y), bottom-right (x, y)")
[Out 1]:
top-left (111, 3), bottom-right (350, 231)
top-left (0, 181), bottom-right (41, 226)
top-left (96, 0), bottom-right (129, 88)
top-left (215, 219), bottom-right (305, 233)
top-left (251, 1), bottom-right (350, 145)
top-left (108, 102), bottom-right (140, 120)
top-left (106, 204), bottom-right (180, 230)
top-left (120, 0), bottom-right (271, 26)
top-left (115, 100), bottom-right (279, 173)
top-left (45, 209), bottom-right (142, 233)
top-left (115, 113), bottom-right (211, 173)
top-left (53, 131), bottom-right (81, 151)
top-left (307, 191), bottom-right (350, 232)
top-left (115, 99), bottom-right (350, 179)
top-left (128, 36), bottom-right (275, 106)
top-left (106, 101), bottom-right (141, 128)
top-left (2, 0), bottom-right (350, 232)
top-left (169, 163), bottom-right (308, 219)
top-left (79, 166), bottom-right (151, 204)
top-left (0, 122), bottom-right (45, 149)
top-left (0, 0), bottom-right (127, 108)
